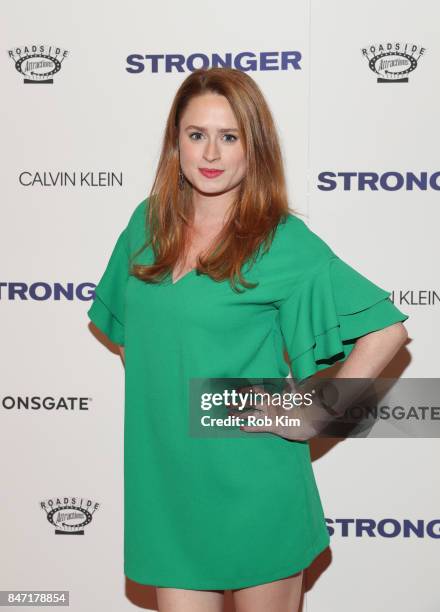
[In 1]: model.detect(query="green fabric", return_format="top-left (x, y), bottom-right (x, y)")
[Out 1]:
top-left (87, 229), bottom-right (129, 346)
top-left (87, 198), bottom-right (409, 590)
top-left (278, 256), bottom-right (409, 382)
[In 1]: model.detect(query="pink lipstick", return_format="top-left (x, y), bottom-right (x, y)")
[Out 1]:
top-left (199, 168), bottom-right (224, 178)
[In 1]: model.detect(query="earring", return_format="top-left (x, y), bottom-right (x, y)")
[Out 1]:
top-left (178, 169), bottom-right (185, 191)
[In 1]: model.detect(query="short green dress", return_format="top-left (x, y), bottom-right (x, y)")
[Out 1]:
top-left (87, 198), bottom-right (409, 590)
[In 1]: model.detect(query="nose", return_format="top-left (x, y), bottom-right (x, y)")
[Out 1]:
top-left (203, 138), bottom-right (220, 163)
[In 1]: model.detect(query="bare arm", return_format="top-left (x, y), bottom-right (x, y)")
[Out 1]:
top-left (118, 345), bottom-right (125, 366)
top-left (333, 321), bottom-right (408, 380)
top-left (238, 321), bottom-right (409, 440)
top-left (313, 320), bottom-right (409, 417)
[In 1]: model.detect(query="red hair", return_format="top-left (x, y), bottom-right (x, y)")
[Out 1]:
top-left (131, 67), bottom-right (295, 293)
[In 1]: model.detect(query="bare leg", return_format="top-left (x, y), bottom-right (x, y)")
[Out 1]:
top-left (156, 587), bottom-right (224, 612)
top-left (232, 570), bottom-right (304, 612)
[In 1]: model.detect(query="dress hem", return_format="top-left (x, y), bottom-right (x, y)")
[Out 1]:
top-left (124, 531), bottom-right (330, 591)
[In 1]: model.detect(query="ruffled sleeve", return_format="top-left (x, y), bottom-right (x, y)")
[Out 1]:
top-left (278, 255), bottom-right (409, 383)
top-left (87, 228), bottom-right (129, 346)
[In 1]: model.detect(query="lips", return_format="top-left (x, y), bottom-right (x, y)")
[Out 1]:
top-left (199, 168), bottom-right (224, 178)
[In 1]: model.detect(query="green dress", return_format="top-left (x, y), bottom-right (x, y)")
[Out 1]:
top-left (87, 198), bottom-right (409, 590)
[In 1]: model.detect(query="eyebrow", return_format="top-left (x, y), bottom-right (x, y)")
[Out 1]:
top-left (184, 124), bottom-right (239, 133)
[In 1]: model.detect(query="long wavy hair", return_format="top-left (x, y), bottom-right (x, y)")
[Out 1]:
top-left (131, 67), bottom-right (294, 293)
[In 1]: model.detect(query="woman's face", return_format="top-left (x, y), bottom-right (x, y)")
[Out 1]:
top-left (178, 92), bottom-right (247, 199)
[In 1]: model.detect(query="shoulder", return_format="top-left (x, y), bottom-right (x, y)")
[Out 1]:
top-left (269, 212), bottom-right (336, 275)
top-left (247, 212), bottom-right (338, 296)
top-left (125, 197), bottom-right (149, 252)
top-left (126, 197), bottom-right (148, 230)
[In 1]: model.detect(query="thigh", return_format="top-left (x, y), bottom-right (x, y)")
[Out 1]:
top-left (232, 570), bottom-right (304, 612)
top-left (156, 587), bottom-right (224, 612)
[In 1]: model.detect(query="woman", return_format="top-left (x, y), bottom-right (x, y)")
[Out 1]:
top-left (87, 67), bottom-right (409, 612)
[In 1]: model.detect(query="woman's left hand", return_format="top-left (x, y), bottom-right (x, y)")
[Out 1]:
top-left (228, 383), bottom-right (335, 442)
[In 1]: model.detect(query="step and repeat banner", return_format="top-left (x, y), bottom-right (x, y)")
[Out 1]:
top-left (2, 1), bottom-right (437, 611)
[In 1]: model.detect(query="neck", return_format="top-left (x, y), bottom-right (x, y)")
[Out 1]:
top-left (191, 188), bottom-right (238, 226)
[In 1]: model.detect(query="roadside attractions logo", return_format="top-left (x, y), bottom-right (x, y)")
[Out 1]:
top-left (8, 44), bottom-right (69, 84)
top-left (361, 41), bottom-right (426, 83)
top-left (40, 497), bottom-right (100, 535)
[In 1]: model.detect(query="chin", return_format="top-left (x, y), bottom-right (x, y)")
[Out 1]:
top-left (193, 180), bottom-right (228, 194)
top-left (195, 187), bottom-right (225, 197)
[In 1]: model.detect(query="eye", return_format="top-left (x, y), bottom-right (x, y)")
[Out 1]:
top-left (188, 132), bottom-right (238, 143)
top-left (189, 131), bottom-right (203, 141)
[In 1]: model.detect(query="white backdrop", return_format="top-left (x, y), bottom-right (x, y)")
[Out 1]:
top-left (2, 1), bottom-right (437, 611)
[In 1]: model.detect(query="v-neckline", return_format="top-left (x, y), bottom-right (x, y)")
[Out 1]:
top-left (171, 268), bottom-right (197, 286)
